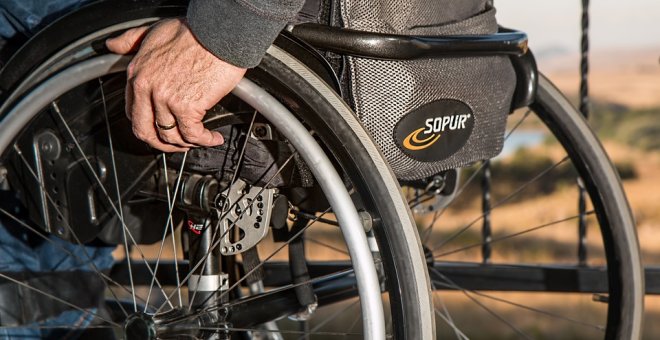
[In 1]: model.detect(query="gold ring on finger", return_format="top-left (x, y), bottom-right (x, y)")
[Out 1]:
top-left (156, 121), bottom-right (177, 130)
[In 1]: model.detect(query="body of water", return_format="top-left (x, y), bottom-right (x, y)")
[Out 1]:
top-left (498, 130), bottom-right (546, 157)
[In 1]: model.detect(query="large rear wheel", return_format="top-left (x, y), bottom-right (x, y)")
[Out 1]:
top-left (408, 75), bottom-right (643, 339)
top-left (0, 9), bottom-right (434, 339)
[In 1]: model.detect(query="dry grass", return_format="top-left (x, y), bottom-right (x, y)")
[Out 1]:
top-left (433, 291), bottom-right (608, 339)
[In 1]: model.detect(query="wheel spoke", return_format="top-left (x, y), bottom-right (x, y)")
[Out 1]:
top-left (431, 267), bottom-right (532, 340)
top-left (418, 161), bottom-right (486, 244)
top-left (290, 209), bottom-right (339, 226)
top-left (432, 280), bottom-right (604, 331)
top-left (0, 324), bottom-right (117, 330)
top-left (504, 109), bottom-right (532, 141)
top-left (347, 304), bottom-right (362, 334)
top-left (420, 209), bottom-right (441, 244)
top-left (245, 280), bottom-right (285, 340)
top-left (11, 145), bottom-right (155, 316)
top-left (222, 265), bottom-right (357, 309)
top-left (432, 284), bottom-right (468, 340)
top-left (295, 299), bottom-right (360, 340)
top-left (50, 101), bottom-right (175, 310)
top-left (175, 207), bottom-right (336, 323)
top-left (99, 78), bottom-right (137, 312)
top-left (188, 112), bottom-right (256, 310)
top-left (418, 109), bottom-right (532, 244)
top-left (0, 206), bottom-right (137, 317)
top-left (305, 237), bottom-right (349, 256)
top-left (210, 207), bottom-right (332, 314)
top-left (0, 271), bottom-right (120, 328)
top-left (433, 309), bottom-right (468, 340)
top-left (431, 156), bottom-right (570, 253)
top-left (229, 111), bottom-right (257, 187)
top-left (196, 326), bottom-right (363, 337)
top-left (155, 149), bottom-right (301, 314)
top-left (146, 152), bottom-right (188, 311)
top-left (434, 210), bottom-right (595, 259)
top-left (164, 155), bottom-right (184, 307)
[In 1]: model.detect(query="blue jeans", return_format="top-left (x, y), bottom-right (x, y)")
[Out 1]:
top-left (0, 1), bottom-right (114, 338)
top-left (0, 220), bottom-right (115, 339)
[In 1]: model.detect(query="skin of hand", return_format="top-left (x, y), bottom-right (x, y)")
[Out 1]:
top-left (106, 18), bottom-right (246, 152)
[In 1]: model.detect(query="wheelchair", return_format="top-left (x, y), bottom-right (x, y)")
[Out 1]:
top-left (0, 0), bottom-right (642, 338)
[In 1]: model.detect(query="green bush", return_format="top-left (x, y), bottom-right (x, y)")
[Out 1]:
top-left (589, 104), bottom-right (660, 151)
top-left (613, 160), bottom-right (637, 180)
top-left (617, 116), bottom-right (660, 151)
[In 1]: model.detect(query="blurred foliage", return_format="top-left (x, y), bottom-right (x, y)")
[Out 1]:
top-left (449, 147), bottom-right (636, 210)
top-left (428, 101), bottom-right (648, 211)
top-left (613, 159), bottom-right (637, 180)
top-left (589, 103), bottom-right (660, 151)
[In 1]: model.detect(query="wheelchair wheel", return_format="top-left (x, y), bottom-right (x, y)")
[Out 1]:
top-left (405, 74), bottom-right (643, 339)
top-left (0, 0), bottom-right (643, 338)
top-left (0, 3), bottom-right (433, 339)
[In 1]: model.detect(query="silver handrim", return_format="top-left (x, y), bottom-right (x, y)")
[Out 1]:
top-left (0, 54), bottom-right (385, 339)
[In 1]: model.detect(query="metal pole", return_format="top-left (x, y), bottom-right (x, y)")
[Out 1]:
top-left (481, 160), bottom-right (492, 264)
top-left (577, 0), bottom-right (590, 265)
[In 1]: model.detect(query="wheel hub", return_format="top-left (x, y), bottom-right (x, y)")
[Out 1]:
top-left (124, 312), bottom-right (156, 340)
top-left (123, 309), bottom-right (206, 340)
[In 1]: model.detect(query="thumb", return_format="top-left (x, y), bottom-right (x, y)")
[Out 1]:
top-left (106, 26), bottom-right (150, 54)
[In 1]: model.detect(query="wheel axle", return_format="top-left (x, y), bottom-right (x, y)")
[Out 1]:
top-left (123, 308), bottom-right (227, 340)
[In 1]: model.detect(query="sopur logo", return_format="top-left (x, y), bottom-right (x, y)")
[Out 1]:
top-left (402, 113), bottom-right (472, 151)
top-left (394, 99), bottom-right (474, 162)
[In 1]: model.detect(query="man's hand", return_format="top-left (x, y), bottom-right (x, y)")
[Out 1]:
top-left (106, 18), bottom-right (246, 152)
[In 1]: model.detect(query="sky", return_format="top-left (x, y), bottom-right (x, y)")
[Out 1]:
top-left (495, 0), bottom-right (660, 54)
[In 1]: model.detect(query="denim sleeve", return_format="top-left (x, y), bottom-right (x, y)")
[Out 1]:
top-left (187, 0), bottom-right (305, 68)
top-left (0, 0), bottom-right (92, 39)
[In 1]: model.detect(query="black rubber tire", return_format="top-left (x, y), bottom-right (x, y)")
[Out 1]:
top-left (530, 75), bottom-right (643, 339)
top-left (253, 47), bottom-right (435, 339)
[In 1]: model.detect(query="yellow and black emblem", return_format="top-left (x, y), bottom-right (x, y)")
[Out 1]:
top-left (394, 99), bottom-right (474, 162)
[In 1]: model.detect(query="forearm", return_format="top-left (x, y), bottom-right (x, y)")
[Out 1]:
top-left (187, 0), bottom-right (305, 68)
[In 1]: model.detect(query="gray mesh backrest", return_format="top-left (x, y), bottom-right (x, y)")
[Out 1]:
top-left (340, 0), bottom-right (516, 180)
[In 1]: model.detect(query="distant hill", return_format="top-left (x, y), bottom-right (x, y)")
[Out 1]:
top-left (536, 47), bottom-right (660, 109)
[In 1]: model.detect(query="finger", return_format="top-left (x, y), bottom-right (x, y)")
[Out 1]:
top-left (153, 95), bottom-right (195, 148)
top-left (176, 113), bottom-right (224, 147)
top-left (106, 26), bottom-right (150, 54)
top-left (124, 80), bottom-right (134, 121)
top-left (129, 78), bottom-right (187, 153)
